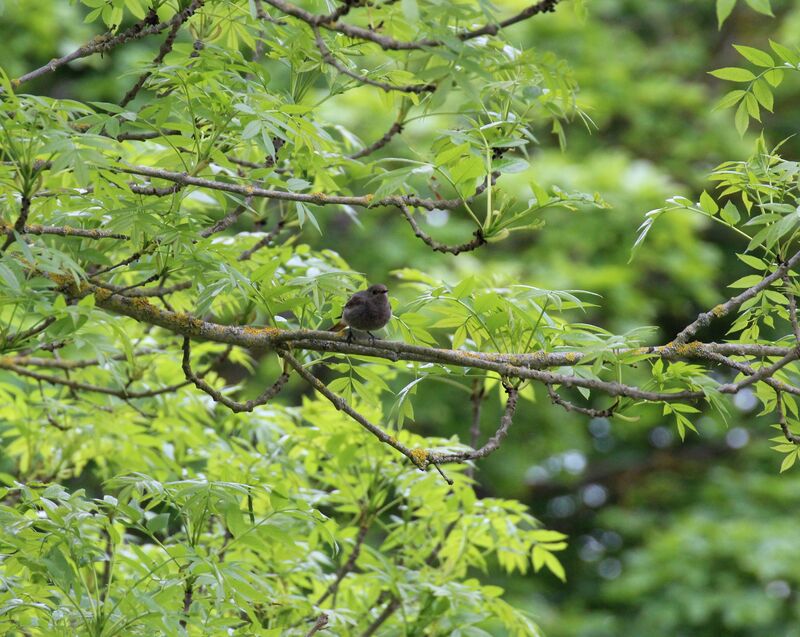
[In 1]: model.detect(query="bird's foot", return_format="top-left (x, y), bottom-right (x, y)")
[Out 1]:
top-left (346, 328), bottom-right (354, 344)
top-left (367, 331), bottom-right (377, 345)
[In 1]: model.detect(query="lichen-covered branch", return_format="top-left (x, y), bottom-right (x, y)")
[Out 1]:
top-left (673, 250), bottom-right (800, 344)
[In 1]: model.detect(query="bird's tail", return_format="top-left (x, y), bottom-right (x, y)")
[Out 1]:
top-left (327, 320), bottom-right (347, 332)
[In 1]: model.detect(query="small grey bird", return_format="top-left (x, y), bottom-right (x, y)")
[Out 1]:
top-left (329, 283), bottom-right (391, 342)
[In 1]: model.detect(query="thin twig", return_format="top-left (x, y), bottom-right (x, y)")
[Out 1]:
top-left (317, 513), bottom-right (370, 606)
top-left (313, 26), bottom-right (435, 94)
top-left (14, 2), bottom-right (204, 87)
top-left (199, 196), bottom-right (254, 238)
top-left (0, 360), bottom-right (189, 398)
top-left (400, 204), bottom-right (486, 254)
top-left (282, 350), bottom-right (429, 468)
top-left (1, 195), bottom-right (31, 253)
top-left (348, 119), bottom-right (404, 160)
top-left (237, 216), bottom-right (287, 261)
top-left (431, 383), bottom-right (519, 464)
top-left (182, 337), bottom-right (289, 412)
top-left (546, 385), bottom-right (618, 418)
top-left (776, 390), bottom-right (800, 444)
top-left (784, 275), bottom-right (800, 342)
top-left (262, 0), bottom-right (560, 52)
top-left (305, 613), bottom-right (329, 637)
top-left (673, 250), bottom-right (800, 344)
top-left (119, 12), bottom-right (186, 107)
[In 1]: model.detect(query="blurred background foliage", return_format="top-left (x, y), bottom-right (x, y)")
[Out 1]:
top-left (3, 0), bottom-right (800, 634)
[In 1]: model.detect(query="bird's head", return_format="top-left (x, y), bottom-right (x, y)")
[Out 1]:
top-left (368, 284), bottom-right (389, 296)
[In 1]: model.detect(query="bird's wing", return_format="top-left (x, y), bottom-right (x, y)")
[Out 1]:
top-left (344, 294), bottom-right (365, 309)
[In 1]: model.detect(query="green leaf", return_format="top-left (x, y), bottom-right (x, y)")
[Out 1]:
top-left (769, 40), bottom-right (800, 65)
top-left (721, 201), bottom-right (741, 225)
top-left (728, 275), bottom-right (763, 288)
top-left (733, 44), bottom-right (774, 67)
top-left (736, 253), bottom-right (765, 269)
top-left (699, 191), bottom-right (718, 215)
top-left (745, 0), bottom-right (773, 16)
top-left (717, 0), bottom-right (737, 26)
top-left (780, 450), bottom-right (797, 472)
top-left (401, 0), bottom-right (419, 22)
top-left (734, 99), bottom-right (750, 136)
top-left (709, 67), bottom-right (756, 82)
top-left (751, 79), bottom-right (774, 111)
top-left (714, 89), bottom-right (746, 111)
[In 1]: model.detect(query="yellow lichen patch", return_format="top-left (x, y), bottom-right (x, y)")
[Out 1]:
top-left (94, 288), bottom-right (112, 302)
top-left (243, 325), bottom-right (281, 336)
top-left (173, 312), bottom-right (201, 329)
top-left (565, 352), bottom-right (580, 363)
top-left (364, 194), bottom-right (373, 203)
top-left (48, 273), bottom-right (75, 291)
top-left (130, 297), bottom-right (155, 312)
top-left (245, 185), bottom-right (254, 194)
top-left (410, 447), bottom-right (429, 467)
top-left (711, 304), bottom-right (726, 317)
top-left (674, 341), bottom-right (703, 357)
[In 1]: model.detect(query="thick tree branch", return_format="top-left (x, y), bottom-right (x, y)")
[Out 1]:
top-left (1, 223), bottom-right (129, 241)
top-left (117, 164), bottom-right (466, 211)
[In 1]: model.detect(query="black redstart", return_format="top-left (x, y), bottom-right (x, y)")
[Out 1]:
top-left (329, 283), bottom-right (392, 342)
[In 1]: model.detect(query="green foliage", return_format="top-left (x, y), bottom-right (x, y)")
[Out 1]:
top-left (3, 0), bottom-right (800, 636)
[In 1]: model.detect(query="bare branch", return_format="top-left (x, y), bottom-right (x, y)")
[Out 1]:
top-left (262, 0), bottom-right (560, 51)
top-left (2, 317), bottom-right (57, 351)
top-left (313, 26), bottom-right (435, 94)
top-left (776, 391), bottom-right (800, 444)
top-left (237, 216), bottom-right (287, 261)
top-left (0, 359), bottom-right (189, 399)
top-left (317, 514), bottom-right (370, 606)
top-left (305, 614), bottom-right (329, 637)
top-left (199, 196), bottom-right (254, 238)
top-left (119, 11), bottom-right (187, 107)
top-left (13, 1), bottom-right (205, 87)
top-left (0, 195), bottom-right (31, 253)
top-left (117, 164), bottom-right (466, 211)
top-left (431, 383), bottom-right (519, 464)
top-left (94, 280), bottom-right (191, 298)
top-left (182, 337), bottom-right (288, 412)
top-left (349, 118), bottom-right (404, 160)
top-left (784, 275), bottom-right (800, 342)
top-left (281, 350), bottom-right (429, 468)
top-left (546, 384), bottom-right (618, 418)
top-left (673, 250), bottom-right (800, 344)
top-left (1, 223), bottom-right (129, 241)
top-left (400, 204), bottom-right (486, 254)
